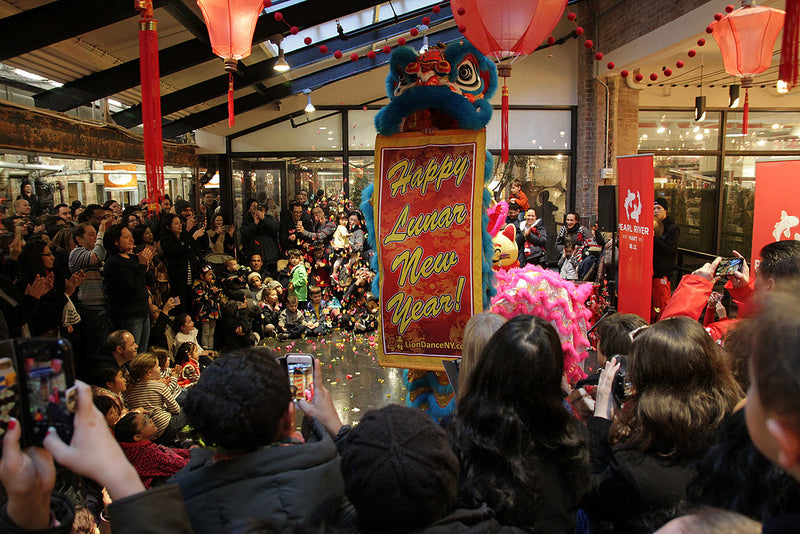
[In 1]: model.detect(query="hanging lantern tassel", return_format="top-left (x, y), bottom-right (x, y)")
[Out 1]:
top-left (228, 71), bottom-right (235, 127)
top-left (137, 0), bottom-right (165, 214)
top-left (742, 87), bottom-right (749, 135)
top-left (780, 0), bottom-right (800, 89)
top-left (498, 64), bottom-right (512, 164)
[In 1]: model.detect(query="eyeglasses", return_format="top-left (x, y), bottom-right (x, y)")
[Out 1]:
top-left (628, 325), bottom-right (650, 342)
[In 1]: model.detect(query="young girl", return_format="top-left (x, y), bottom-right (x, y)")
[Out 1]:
top-left (309, 242), bottom-right (332, 293)
top-left (175, 312), bottom-right (215, 368)
top-left (331, 212), bottom-right (350, 259)
top-left (90, 363), bottom-right (128, 419)
top-left (558, 238), bottom-right (580, 281)
top-left (259, 286), bottom-right (281, 337)
top-left (193, 264), bottom-right (222, 350)
top-left (175, 341), bottom-right (201, 388)
top-left (115, 412), bottom-right (190, 489)
top-left (123, 353), bottom-right (188, 445)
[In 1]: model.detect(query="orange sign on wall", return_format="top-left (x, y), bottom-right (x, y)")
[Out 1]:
top-left (374, 130), bottom-right (486, 370)
top-left (103, 164), bottom-right (138, 189)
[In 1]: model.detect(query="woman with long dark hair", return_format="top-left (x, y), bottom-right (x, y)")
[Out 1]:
top-left (449, 314), bottom-right (589, 532)
top-left (582, 316), bottom-right (743, 532)
top-left (159, 212), bottom-right (203, 314)
top-left (103, 223), bottom-right (156, 349)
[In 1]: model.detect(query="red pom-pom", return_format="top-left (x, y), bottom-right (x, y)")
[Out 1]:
top-left (676, 60), bottom-right (685, 68)
top-left (422, 16), bottom-right (431, 25)
top-left (584, 39), bottom-right (593, 49)
top-left (575, 26), bottom-right (584, 35)
top-left (698, 38), bottom-right (706, 46)
top-left (567, 12), bottom-right (576, 21)
top-left (432, 5), bottom-right (440, 13)
top-left (262, 0), bottom-right (271, 8)
top-left (664, 68), bottom-right (672, 76)
top-left (688, 49), bottom-right (696, 57)
top-left (290, 26), bottom-right (299, 35)
top-left (725, 4), bottom-right (734, 13)
top-left (650, 73), bottom-right (658, 81)
top-left (304, 36), bottom-right (312, 45)
top-left (458, 24), bottom-right (466, 33)
top-left (383, 46), bottom-right (391, 55)
top-left (362, 105), bottom-right (368, 111)
top-left (350, 53), bottom-right (359, 62)
top-left (607, 62), bottom-right (615, 70)
top-left (595, 52), bottom-right (604, 60)
top-left (705, 25), bottom-right (713, 34)
top-left (319, 44), bottom-right (328, 54)
top-left (634, 73), bottom-right (643, 82)
top-left (620, 70), bottom-right (629, 78)
top-left (547, 36), bottom-right (556, 45)
top-left (334, 50), bottom-right (342, 59)
top-left (457, 7), bottom-right (465, 15)
top-left (397, 37), bottom-right (406, 45)
top-left (273, 12), bottom-right (282, 21)
top-left (410, 28), bottom-right (419, 36)
top-left (367, 50), bottom-right (376, 59)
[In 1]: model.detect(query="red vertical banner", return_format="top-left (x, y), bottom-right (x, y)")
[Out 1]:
top-left (617, 154), bottom-right (655, 320)
top-left (374, 130), bottom-right (486, 370)
top-left (751, 159), bottom-right (800, 270)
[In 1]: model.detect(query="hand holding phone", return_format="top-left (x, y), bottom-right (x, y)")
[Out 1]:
top-left (285, 354), bottom-right (315, 402)
top-left (293, 357), bottom-right (343, 438)
top-left (714, 257), bottom-right (744, 277)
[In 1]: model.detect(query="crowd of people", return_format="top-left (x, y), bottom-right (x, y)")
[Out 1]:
top-left (1, 177), bottom-right (799, 534)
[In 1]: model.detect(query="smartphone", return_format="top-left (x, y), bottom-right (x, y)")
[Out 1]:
top-left (715, 257), bottom-right (744, 277)
top-left (611, 354), bottom-right (634, 405)
top-left (0, 338), bottom-right (76, 450)
top-left (285, 354), bottom-right (314, 402)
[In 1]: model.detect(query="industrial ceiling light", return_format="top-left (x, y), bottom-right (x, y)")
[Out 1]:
top-left (271, 34), bottom-right (290, 72)
top-left (695, 96), bottom-right (707, 122)
top-left (729, 84), bottom-right (740, 108)
top-left (304, 89), bottom-right (315, 112)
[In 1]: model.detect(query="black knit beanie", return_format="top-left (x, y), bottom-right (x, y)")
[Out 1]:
top-left (340, 404), bottom-right (459, 533)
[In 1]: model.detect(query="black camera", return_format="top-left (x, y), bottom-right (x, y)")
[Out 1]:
top-left (611, 354), bottom-right (633, 404)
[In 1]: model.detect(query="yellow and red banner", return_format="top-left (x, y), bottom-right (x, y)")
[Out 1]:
top-left (617, 154), bottom-right (654, 320)
top-left (751, 159), bottom-right (800, 270)
top-left (374, 130), bottom-right (485, 370)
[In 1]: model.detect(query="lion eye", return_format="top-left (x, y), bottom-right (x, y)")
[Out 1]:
top-left (456, 60), bottom-right (481, 92)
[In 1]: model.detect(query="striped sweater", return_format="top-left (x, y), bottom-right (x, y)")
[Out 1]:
top-left (123, 380), bottom-right (180, 439)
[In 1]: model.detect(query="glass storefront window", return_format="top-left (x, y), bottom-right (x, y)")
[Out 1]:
top-left (348, 156), bottom-right (374, 206)
top-left (725, 111), bottom-right (800, 151)
top-left (348, 109), bottom-right (379, 151)
top-left (231, 113), bottom-right (342, 152)
top-left (653, 155), bottom-right (718, 254)
top-left (719, 156), bottom-right (756, 256)
top-left (486, 109), bottom-right (571, 151)
top-left (490, 154), bottom-right (569, 261)
top-left (638, 110), bottom-right (720, 152)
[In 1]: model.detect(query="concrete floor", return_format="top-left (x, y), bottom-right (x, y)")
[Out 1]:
top-left (261, 330), bottom-right (409, 427)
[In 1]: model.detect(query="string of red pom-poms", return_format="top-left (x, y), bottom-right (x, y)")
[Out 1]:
top-left (549, 5), bottom-right (735, 82)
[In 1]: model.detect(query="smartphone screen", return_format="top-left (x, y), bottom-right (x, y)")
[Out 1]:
top-left (715, 258), bottom-right (743, 277)
top-left (286, 355), bottom-right (314, 402)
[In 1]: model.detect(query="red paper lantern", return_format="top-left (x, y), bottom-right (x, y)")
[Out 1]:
top-left (451, 0), bottom-right (568, 162)
top-left (710, 4), bottom-right (785, 133)
top-left (197, 0), bottom-right (265, 127)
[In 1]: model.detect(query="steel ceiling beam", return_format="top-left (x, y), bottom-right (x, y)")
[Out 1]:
top-left (113, 5), bottom-right (454, 128)
top-left (0, 0), bottom-right (167, 62)
top-left (31, 0), bottom-right (385, 112)
top-left (160, 26), bottom-right (462, 138)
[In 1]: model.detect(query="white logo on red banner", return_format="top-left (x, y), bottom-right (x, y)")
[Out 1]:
top-left (772, 210), bottom-right (800, 241)
top-left (623, 189), bottom-right (642, 223)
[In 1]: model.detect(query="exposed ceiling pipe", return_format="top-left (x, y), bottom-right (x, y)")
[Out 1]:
top-left (0, 161), bottom-right (63, 172)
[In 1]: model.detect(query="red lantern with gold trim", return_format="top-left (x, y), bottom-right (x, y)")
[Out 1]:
top-left (710, 3), bottom-right (784, 134)
top-left (197, 0), bottom-right (266, 127)
top-left (451, 0), bottom-right (568, 162)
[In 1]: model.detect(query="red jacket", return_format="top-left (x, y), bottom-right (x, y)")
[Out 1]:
top-left (661, 274), bottom-right (755, 342)
top-left (119, 440), bottom-right (191, 488)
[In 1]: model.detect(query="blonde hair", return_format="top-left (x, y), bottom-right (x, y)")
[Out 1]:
top-left (128, 353), bottom-right (159, 385)
top-left (457, 312), bottom-right (507, 399)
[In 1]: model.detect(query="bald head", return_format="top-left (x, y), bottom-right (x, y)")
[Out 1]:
top-left (14, 198), bottom-right (30, 215)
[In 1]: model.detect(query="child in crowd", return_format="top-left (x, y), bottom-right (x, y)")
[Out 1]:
top-left (287, 248), bottom-right (308, 308)
top-left (123, 352), bottom-right (188, 445)
top-left (221, 299), bottom-right (259, 349)
top-left (278, 294), bottom-right (308, 339)
top-left (90, 363), bottom-right (128, 421)
top-left (559, 237), bottom-right (580, 281)
top-left (309, 241), bottom-right (332, 293)
top-left (340, 290), bottom-right (369, 331)
top-left (259, 286), bottom-right (281, 337)
top-left (151, 347), bottom-right (182, 400)
top-left (354, 293), bottom-right (379, 333)
top-left (193, 264), bottom-right (221, 350)
top-left (93, 395), bottom-right (123, 431)
top-left (248, 272), bottom-right (264, 301)
top-left (220, 257), bottom-right (250, 301)
top-left (174, 341), bottom-right (201, 388)
top-left (174, 312), bottom-right (215, 367)
top-left (508, 178), bottom-right (530, 211)
top-left (305, 285), bottom-right (335, 336)
top-left (331, 212), bottom-right (350, 259)
top-left (114, 412), bottom-right (191, 489)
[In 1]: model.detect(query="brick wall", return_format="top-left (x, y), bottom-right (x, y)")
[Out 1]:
top-left (574, 0), bottom-right (707, 219)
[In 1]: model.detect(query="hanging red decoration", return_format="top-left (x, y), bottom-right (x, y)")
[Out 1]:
top-left (710, 3), bottom-right (785, 133)
top-left (135, 0), bottom-right (164, 213)
top-left (451, 0), bottom-right (568, 162)
top-left (197, 0), bottom-right (265, 127)
top-left (780, 0), bottom-right (800, 89)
